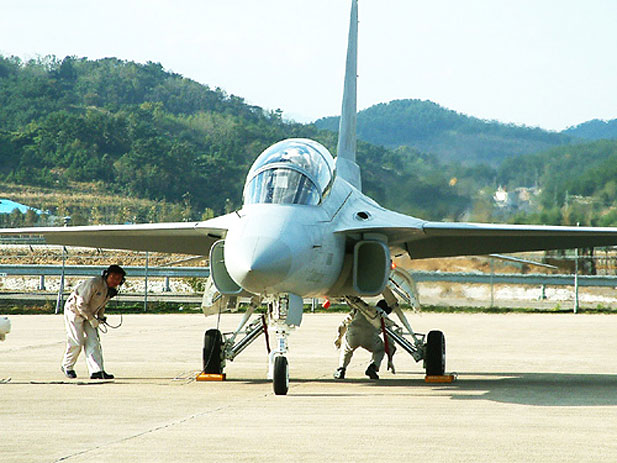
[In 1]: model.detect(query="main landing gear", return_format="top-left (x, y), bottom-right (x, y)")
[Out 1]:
top-left (382, 268), bottom-right (447, 377)
top-left (362, 302), bottom-right (447, 377)
top-left (346, 297), bottom-right (446, 376)
top-left (425, 330), bottom-right (446, 376)
top-left (202, 329), bottom-right (224, 374)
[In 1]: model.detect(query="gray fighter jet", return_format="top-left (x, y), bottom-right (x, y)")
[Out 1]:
top-left (3, 1), bottom-right (617, 394)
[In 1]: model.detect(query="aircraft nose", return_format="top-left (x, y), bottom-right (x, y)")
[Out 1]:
top-left (227, 236), bottom-right (293, 292)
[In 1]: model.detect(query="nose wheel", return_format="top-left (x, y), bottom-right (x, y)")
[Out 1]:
top-left (272, 355), bottom-right (289, 395)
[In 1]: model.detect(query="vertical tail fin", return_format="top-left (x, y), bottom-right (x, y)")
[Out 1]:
top-left (335, 0), bottom-right (362, 190)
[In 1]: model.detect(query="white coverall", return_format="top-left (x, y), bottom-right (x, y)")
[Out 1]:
top-left (335, 299), bottom-right (395, 372)
top-left (62, 276), bottom-right (113, 374)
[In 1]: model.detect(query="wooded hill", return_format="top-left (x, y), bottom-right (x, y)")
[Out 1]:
top-left (315, 99), bottom-right (575, 166)
top-left (563, 119), bottom-right (617, 140)
top-left (2, 55), bottom-right (617, 228)
top-left (0, 55), bottom-right (472, 224)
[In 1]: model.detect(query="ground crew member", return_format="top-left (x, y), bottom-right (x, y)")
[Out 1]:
top-left (333, 297), bottom-right (396, 380)
top-left (60, 264), bottom-right (126, 380)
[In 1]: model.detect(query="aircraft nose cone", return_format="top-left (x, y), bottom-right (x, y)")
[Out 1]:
top-left (228, 236), bottom-right (293, 292)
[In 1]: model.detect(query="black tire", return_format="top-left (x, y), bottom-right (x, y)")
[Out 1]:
top-left (203, 329), bottom-right (223, 374)
top-left (273, 356), bottom-right (289, 395)
top-left (425, 330), bottom-right (446, 376)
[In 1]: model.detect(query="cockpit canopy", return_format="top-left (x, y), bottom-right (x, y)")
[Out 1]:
top-left (243, 139), bottom-right (335, 206)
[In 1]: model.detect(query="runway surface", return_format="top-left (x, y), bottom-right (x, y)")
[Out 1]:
top-left (2, 312), bottom-right (617, 462)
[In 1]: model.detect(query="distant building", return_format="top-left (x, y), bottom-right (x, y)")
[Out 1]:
top-left (493, 186), bottom-right (509, 205)
top-left (493, 186), bottom-right (540, 213)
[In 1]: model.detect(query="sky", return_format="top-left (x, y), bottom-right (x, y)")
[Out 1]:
top-left (1, 0), bottom-right (617, 131)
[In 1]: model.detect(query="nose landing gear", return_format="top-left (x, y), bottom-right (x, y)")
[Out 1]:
top-left (199, 293), bottom-right (302, 395)
top-left (267, 294), bottom-right (302, 395)
top-left (272, 356), bottom-right (289, 395)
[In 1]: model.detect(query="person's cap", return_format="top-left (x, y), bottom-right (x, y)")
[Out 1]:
top-left (106, 264), bottom-right (126, 276)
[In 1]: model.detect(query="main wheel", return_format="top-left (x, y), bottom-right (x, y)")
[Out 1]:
top-left (203, 329), bottom-right (223, 374)
top-left (273, 356), bottom-right (289, 395)
top-left (425, 330), bottom-right (446, 376)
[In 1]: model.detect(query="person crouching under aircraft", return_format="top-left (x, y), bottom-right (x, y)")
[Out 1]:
top-left (60, 264), bottom-right (126, 380)
top-left (333, 297), bottom-right (396, 380)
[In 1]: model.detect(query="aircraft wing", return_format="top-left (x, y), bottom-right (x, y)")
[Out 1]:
top-left (406, 221), bottom-right (617, 259)
top-left (334, 208), bottom-right (617, 259)
top-left (0, 213), bottom-right (238, 256)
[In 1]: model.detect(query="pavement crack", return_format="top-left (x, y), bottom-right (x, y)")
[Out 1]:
top-left (51, 403), bottom-right (231, 462)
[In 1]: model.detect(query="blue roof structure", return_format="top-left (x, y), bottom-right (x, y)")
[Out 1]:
top-left (0, 199), bottom-right (44, 215)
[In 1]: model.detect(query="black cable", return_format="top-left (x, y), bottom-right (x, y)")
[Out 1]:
top-left (97, 314), bottom-right (123, 334)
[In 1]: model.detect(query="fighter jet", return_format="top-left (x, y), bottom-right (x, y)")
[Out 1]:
top-left (3, 0), bottom-right (617, 394)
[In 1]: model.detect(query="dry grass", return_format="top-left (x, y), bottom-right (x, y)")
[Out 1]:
top-left (0, 181), bottom-right (187, 225)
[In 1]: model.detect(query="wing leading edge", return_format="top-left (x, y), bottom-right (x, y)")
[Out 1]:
top-left (335, 210), bottom-right (617, 259)
top-left (0, 213), bottom-right (238, 256)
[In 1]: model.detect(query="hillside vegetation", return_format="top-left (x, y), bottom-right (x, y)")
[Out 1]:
top-left (315, 99), bottom-right (573, 165)
top-left (2, 55), bottom-right (617, 229)
top-left (563, 119), bottom-right (617, 140)
top-left (496, 139), bottom-right (617, 227)
top-left (0, 55), bottom-right (473, 223)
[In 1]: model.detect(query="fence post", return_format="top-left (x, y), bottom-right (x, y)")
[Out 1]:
top-left (574, 247), bottom-right (579, 314)
top-left (574, 223), bottom-right (580, 314)
top-left (55, 246), bottom-right (66, 314)
top-left (144, 252), bottom-right (149, 312)
top-left (489, 257), bottom-right (495, 308)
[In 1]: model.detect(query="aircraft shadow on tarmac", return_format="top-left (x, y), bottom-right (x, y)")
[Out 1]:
top-left (19, 373), bottom-right (615, 406)
top-left (373, 372), bottom-right (617, 407)
top-left (445, 372), bottom-right (617, 407)
top-left (231, 373), bottom-right (617, 406)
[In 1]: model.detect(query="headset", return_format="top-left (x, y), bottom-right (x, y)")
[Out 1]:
top-left (101, 264), bottom-right (126, 286)
top-left (98, 265), bottom-right (127, 329)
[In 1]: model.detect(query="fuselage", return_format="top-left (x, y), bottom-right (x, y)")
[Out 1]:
top-left (224, 203), bottom-right (346, 297)
top-left (221, 138), bottom-right (353, 298)
top-left (217, 137), bottom-right (415, 300)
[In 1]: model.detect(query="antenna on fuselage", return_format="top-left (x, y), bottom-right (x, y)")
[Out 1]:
top-left (335, 0), bottom-right (362, 191)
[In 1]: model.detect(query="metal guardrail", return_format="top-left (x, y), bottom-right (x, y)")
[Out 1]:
top-left (0, 265), bottom-right (616, 288)
top-left (411, 271), bottom-right (617, 287)
top-left (0, 265), bottom-right (209, 278)
top-left (0, 237), bottom-right (46, 245)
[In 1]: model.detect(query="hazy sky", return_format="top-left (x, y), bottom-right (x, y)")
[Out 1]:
top-left (2, 0), bottom-right (617, 131)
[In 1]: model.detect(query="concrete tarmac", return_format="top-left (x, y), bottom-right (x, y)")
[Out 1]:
top-left (2, 312), bottom-right (617, 462)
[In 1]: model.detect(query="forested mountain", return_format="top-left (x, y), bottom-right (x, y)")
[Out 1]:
top-left (0, 55), bottom-right (471, 223)
top-left (315, 99), bottom-right (573, 165)
top-left (563, 119), bottom-right (617, 140)
top-left (3, 54), bottom-right (617, 228)
top-left (0, 55), bottom-right (305, 215)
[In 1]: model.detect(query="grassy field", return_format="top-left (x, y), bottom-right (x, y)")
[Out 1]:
top-left (1, 180), bottom-right (193, 226)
